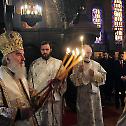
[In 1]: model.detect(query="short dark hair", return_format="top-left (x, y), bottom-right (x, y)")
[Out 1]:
top-left (118, 51), bottom-right (124, 59)
top-left (41, 41), bottom-right (52, 49)
top-left (118, 51), bottom-right (124, 55)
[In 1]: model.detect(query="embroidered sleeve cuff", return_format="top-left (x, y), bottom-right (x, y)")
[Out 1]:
top-left (0, 107), bottom-right (17, 119)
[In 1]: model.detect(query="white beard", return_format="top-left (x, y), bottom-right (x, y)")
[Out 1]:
top-left (9, 61), bottom-right (26, 80)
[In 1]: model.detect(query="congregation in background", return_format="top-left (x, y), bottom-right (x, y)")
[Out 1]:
top-left (94, 51), bottom-right (126, 110)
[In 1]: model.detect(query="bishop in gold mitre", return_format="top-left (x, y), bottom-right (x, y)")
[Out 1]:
top-left (0, 31), bottom-right (38, 126)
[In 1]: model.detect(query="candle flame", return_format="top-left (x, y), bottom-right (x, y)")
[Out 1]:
top-left (72, 50), bottom-right (75, 56)
top-left (66, 48), bottom-right (71, 54)
top-left (75, 48), bottom-right (80, 56)
top-left (80, 35), bottom-right (84, 42)
top-left (56, 47), bottom-right (84, 81)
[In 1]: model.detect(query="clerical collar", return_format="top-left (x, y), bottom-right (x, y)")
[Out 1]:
top-left (84, 60), bottom-right (90, 63)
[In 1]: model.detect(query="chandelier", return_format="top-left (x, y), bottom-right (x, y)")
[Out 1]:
top-left (20, 1), bottom-right (42, 27)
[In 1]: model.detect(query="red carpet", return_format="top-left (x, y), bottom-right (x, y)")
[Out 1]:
top-left (63, 109), bottom-right (77, 126)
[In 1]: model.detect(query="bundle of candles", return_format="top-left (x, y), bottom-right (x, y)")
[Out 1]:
top-left (33, 47), bottom-right (85, 106)
top-left (56, 47), bottom-right (85, 80)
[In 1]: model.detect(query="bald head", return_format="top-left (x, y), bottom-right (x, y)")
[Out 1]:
top-left (83, 45), bottom-right (92, 62)
top-left (83, 45), bottom-right (92, 52)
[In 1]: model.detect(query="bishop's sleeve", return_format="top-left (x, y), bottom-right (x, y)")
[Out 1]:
top-left (0, 84), bottom-right (17, 126)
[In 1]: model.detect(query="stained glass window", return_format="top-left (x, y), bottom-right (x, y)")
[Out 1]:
top-left (92, 8), bottom-right (102, 28)
top-left (112, 0), bottom-right (124, 42)
top-left (92, 8), bottom-right (103, 43)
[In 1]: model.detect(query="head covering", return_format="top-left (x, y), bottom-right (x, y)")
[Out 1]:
top-left (0, 31), bottom-right (23, 56)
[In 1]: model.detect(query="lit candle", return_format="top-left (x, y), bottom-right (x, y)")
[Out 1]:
top-left (80, 35), bottom-right (84, 55)
top-left (67, 56), bottom-right (83, 72)
top-left (57, 50), bottom-right (75, 79)
top-left (56, 47), bottom-right (70, 78)
top-left (58, 56), bottom-right (83, 80)
top-left (80, 35), bottom-right (84, 42)
top-left (62, 48), bottom-right (71, 65)
top-left (80, 35), bottom-right (85, 64)
top-left (64, 50), bottom-right (75, 69)
top-left (73, 48), bottom-right (80, 62)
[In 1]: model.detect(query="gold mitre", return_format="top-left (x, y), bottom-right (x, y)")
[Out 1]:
top-left (0, 31), bottom-right (23, 56)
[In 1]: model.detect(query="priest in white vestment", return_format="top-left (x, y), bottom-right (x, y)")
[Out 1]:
top-left (28, 41), bottom-right (67, 126)
top-left (70, 44), bottom-right (106, 126)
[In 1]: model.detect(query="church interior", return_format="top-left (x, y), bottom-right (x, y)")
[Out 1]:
top-left (0, 0), bottom-right (126, 126)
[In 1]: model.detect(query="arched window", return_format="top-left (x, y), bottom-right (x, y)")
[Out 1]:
top-left (92, 8), bottom-right (102, 28)
top-left (112, 0), bottom-right (124, 42)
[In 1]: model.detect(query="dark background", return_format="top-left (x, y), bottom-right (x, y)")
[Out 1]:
top-left (0, 0), bottom-right (4, 33)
